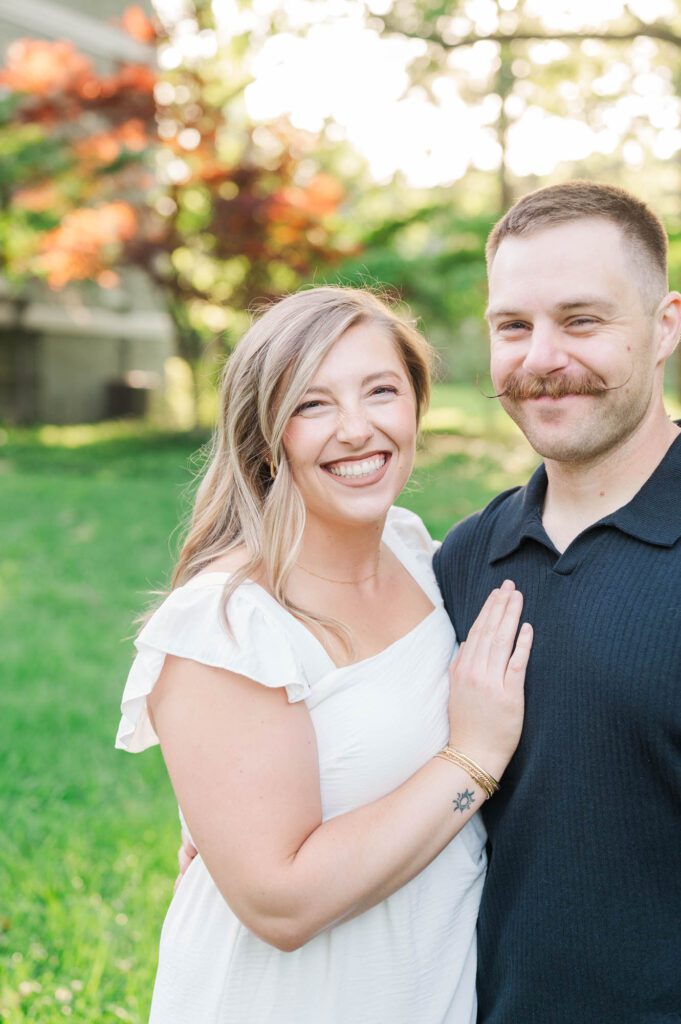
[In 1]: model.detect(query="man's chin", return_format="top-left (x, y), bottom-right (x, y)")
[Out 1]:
top-left (501, 402), bottom-right (597, 461)
top-left (528, 438), bottom-right (596, 463)
top-left (515, 418), bottom-right (633, 465)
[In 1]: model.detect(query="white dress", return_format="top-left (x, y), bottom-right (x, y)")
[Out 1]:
top-left (116, 506), bottom-right (486, 1024)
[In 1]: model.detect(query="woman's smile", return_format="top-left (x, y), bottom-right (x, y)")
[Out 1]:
top-left (321, 451), bottom-right (391, 486)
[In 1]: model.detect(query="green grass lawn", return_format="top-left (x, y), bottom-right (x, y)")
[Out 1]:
top-left (0, 403), bottom-right (540, 1022)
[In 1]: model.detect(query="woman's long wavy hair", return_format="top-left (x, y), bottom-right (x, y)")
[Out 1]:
top-left (168, 286), bottom-right (433, 640)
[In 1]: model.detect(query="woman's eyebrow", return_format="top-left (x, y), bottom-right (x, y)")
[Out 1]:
top-left (301, 385), bottom-right (333, 396)
top-left (362, 370), bottom-right (402, 385)
top-left (302, 371), bottom-right (402, 396)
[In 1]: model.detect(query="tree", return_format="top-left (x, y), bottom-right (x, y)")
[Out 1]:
top-left (0, 3), bottom-right (348, 420)
top-left (379, 1), bottom-right (681, 215)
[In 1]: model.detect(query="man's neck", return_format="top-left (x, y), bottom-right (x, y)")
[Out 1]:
top-left (541, 409), bottom-right (680, 553)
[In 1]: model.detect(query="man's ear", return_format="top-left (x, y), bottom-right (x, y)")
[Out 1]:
top-left (655, 291), bottom-right (681, 363)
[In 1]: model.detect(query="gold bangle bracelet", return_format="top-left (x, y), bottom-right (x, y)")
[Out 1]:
top-left (435, 745), bottom-right (500, 798)
top-left (449, 748), bottom-right (499, 797)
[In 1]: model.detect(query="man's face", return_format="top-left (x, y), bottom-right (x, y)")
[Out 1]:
top-left (486, 218), bottom-right (666, 463)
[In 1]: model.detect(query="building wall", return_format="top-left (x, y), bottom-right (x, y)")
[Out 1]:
top-left (37, 330), bottom-right (171, 423)
top-left (0, 271), bottom-right (176, 424)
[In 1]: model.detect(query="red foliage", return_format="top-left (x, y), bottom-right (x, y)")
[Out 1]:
top-left (14, 181), bottom-right (61, 213)
top-left (271, 174), bottom-right (345, 221)
top-left (119, 6), bottom-right (159, 44)
top-left (107, 64), bottom-right (156, 96)
top-left (1, 8), bottom-right (348, 308)
top-left (74, 119), bottom-right (150, 167)
top-left (0, 39), bottom-right (96, 98)
top-left (38, 203), bottom-right (138, 288)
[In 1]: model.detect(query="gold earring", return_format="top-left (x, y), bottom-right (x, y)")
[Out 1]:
top-left (269, 458), bottom-right (276, 480)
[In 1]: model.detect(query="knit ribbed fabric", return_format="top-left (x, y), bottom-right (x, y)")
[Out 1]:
top-left (434, 430), bottom-right (681, 1024)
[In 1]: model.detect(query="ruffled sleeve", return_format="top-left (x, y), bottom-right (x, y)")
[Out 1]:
top-left (384, 505), bottom-right (443, 606)
top-left (115, 578), bottom-right (311, 753)
top-left (386, 505), bottom-right (439, 555)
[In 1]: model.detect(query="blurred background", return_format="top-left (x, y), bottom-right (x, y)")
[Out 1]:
top-left (2, 2), bottom-right (681, 1020)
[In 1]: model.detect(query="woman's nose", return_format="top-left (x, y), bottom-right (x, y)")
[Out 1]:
top-left (335, 408), bottom-right (374, 446)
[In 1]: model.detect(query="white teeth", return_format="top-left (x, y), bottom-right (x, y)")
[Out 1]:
top-left (327, 455), bottom-right (387, 478)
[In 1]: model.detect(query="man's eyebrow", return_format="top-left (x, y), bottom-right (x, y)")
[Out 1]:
top-left (554, 297), bottom-right (618, 314)
top-left (485, 297), bottom-right (618, 320)
top-left (485, 307), bottom-right (523, 321)
top-left (303, 370), bottom-right (402, 395)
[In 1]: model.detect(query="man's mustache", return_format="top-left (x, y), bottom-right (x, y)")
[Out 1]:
top-left (496, 371), bottom-right (611, 401)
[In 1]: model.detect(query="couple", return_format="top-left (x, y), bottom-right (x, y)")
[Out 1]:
top-left (116, 181), bottom-right (681, 1024)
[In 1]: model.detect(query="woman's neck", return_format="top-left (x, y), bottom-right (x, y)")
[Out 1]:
top-left (296, 513), bottom-right (385, 583)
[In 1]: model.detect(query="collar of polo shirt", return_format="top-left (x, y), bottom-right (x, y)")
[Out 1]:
top-left (489, 421), bottom-right (681, 563)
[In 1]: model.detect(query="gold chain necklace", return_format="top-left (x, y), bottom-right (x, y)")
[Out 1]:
top-left (296, 554), bottom-right (381, 585)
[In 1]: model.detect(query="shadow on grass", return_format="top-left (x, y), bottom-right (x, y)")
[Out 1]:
top-left (0, 421), bottom-right (210, 480)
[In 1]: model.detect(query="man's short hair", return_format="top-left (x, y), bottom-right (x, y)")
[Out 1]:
top-left (486, 181), bottom-right (668, 309)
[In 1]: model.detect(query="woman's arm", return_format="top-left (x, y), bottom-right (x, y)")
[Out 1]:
top-left (150, 584), bottom-right (531, 951)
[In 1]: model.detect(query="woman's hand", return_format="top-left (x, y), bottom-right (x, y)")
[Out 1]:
top-left (447, 580), bottom-right (532, 781)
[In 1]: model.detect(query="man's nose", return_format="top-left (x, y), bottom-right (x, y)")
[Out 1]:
top-left (335, 407), bottom-right (374, 446)
top-left (522, 322), bottom-right (570, 377)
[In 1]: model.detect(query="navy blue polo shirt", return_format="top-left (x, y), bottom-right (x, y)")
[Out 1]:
top-left (434, 428), bottom-right (681, 1024)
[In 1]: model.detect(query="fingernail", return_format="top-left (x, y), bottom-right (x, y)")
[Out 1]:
top-left (501, 579), bottom-right (515, 591)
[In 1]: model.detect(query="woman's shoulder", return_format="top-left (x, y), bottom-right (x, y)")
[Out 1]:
top-left (189, 544), bottom-right (268, 587)
top-left (117, 561), bottom-right (310, 754)
top-left (142, 561), bottom-right (272, 649)
top-left (385, 505), bottom-right (438, 556)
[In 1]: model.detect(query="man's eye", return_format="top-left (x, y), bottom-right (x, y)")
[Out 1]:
top-left (499, 321), bottom-right (529, 332)
top-left (569, 317), bottom-right (598, 328)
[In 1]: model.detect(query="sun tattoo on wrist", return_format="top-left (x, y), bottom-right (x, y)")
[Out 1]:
top-left (452, 789), bottom-right (475, 814)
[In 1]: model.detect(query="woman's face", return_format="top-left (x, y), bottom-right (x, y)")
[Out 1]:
top-left (282, 321), bottom-right (419, 530)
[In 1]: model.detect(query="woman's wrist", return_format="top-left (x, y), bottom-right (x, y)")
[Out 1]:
top-left (440, 741), bottom-right (506, 792)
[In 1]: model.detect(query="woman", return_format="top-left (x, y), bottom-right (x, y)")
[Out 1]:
top-left (116, 287), bottom-right (532, 1023)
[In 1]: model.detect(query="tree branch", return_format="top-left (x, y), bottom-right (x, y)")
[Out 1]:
top-left (382, 21), bottom-right (681, 51)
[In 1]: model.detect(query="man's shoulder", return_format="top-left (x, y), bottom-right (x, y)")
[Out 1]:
top-left (434, 484), bottom-right (525, 579)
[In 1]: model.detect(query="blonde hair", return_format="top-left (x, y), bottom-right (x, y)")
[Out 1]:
top-left (170, 286), bottom-right (432, 639)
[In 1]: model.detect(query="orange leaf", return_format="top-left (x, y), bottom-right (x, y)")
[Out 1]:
top-left (121, 6), bottom-right (158, 44)
top-left (14, 181), bottom-right (60, 213)
top-left (38, 202), bottom-right (138, 287)
top-left (97, 269), bottom-right (120, 288)
top-left (0, 39), bottom-right (96, 97)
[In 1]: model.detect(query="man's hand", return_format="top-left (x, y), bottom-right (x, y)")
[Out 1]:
top-left (174, 834), bottom-right (198, 893)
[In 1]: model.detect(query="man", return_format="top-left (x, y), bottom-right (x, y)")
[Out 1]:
top-left (434, 181), bottom-right (681, 1023)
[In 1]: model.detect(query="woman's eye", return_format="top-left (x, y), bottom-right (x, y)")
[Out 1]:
top-left (369, 385), bottom-right (398, 397)
top-left (294, 400), bottom-right (325, 414)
